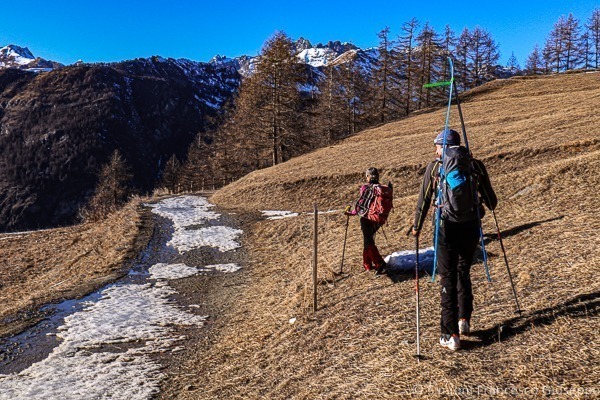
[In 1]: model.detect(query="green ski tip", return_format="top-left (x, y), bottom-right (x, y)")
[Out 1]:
top-left (423, 80), bottom-right (453, 88)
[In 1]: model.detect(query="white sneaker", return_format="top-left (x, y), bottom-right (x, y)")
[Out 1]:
top-left (459, 319), bottom-right (470, 335)
top-left (440, 334), bottom-right (461, 351)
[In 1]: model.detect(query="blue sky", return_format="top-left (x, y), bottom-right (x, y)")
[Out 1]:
top-left (1, 0), bottom-right (598, 66)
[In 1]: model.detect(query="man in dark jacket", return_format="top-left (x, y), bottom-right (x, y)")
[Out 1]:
top-left (412, 129), bottom-right (497, 351)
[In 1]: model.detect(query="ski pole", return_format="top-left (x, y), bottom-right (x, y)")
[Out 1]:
top-left (405, 227), bottom-right (421, 359)
top-left (452, 78), bottom-right (491, 282)
top-left (339, 214), bottom-right (350, 274)
top-left (492, 209), bottom-right (522, 314)
top-left (380, 225), bottom-right (390, 247)
top-left (415, 234), bottom-right (421, 360)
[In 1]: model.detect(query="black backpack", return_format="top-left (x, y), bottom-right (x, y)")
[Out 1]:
top-left (439, 146), bottom-right (478, 223)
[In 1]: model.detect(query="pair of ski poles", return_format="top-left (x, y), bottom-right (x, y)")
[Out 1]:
top-left (339, 209), bottom-right (520, 358)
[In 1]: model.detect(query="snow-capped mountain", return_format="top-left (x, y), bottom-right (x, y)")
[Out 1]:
top-left (209, 38), bottom-right (368, 77)
top-left (295, 39), bottom-right (360, 67)
top-left (0, 44), bottom-right (62, 71)
top-left (0, 45), bottom-right (35, 65)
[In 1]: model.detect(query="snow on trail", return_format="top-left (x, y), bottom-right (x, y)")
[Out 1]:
top-left (0, 196), bottom-right (242, 400)
top-left (149, 196), bottom-right (242, 252)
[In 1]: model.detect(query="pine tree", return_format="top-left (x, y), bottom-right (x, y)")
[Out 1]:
top-left (82, 150), bottom-right (132, 222)
top-left (455, 28), bottom-right (471, 91)
top-left (224, 31), bottom-right (309, 169)
top-left (587, 8), bottom-right (600, 68)
top-left (563, 14), bottom-right (584, 70)
top-left (456, 26), bottom-right (500, 90)
top-left (581, 32), bottom-right (593, 69)
top-left (545, 14), bottom-right (583, 72)
top-left (395, 18), bottom-right (420, 115)
top-left (160, 154), bottom-right (181, 193)
top-left (314, 65), bottom-right (340, 143)
top-left (340, 58), bottom-right (370, 136)
top-left (441, 25), bottom-right (457, 80)
top-left (371, 27), bottom-right (398, 123)
top-left (506, 51), bottom-right (521, 74)
top-left (315, 58), bottom-right (369, 140)
top-left (525, 44), bottom-right (544, 75)
top-left (415, 22), bottom-right (443, 108)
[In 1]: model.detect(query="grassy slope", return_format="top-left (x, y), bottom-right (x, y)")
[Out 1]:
top-left (0, 201), bottom-right (147, 337)
top-left (182, 72), bottom-right (600, 399)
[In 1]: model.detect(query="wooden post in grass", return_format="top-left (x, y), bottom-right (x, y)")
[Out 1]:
top-left (313, 203), bottom-right (318, 313)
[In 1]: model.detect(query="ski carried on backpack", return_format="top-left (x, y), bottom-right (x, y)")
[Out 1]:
top-left (423, 57), bottom-right (491, 283)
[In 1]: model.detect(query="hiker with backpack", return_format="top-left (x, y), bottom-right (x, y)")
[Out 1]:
top-left (345, 167), bottom-right (393, 276)
top-left (411, 129), bottom-right (497, 351)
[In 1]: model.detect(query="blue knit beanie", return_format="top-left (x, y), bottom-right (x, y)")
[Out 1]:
top-left (434, 129), bottom-right (460, 146)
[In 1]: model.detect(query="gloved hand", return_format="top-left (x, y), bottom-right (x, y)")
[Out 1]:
top-left (406, 225), bottom-right (420, 237)
top-left (344, 205), bottom-right (353, 216)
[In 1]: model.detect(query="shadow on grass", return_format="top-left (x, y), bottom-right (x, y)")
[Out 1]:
top-left (463, 291), bottom-right (599, 350)
top-left (483, 215), bottom-right (565, 245)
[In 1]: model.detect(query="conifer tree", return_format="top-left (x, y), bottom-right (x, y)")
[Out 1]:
top-left (415, 22), bottom-right (443, 108)
top-left (581, 32), bottom-right (593, 69)
top-left (545, 14), bottom-right (583, 72)
top-left (455, 28), bottom-right (471, 91)
top-left (506, 51), bottom-right (521, 74)
top-left (371, 27), bottom-right (398, 123)
top-left (315, 58), bottom-right (369, 141)
top-left (525, 44), bottom-right (544, 75)
top-left (587, 8), bottom-right (600, 68)
top-left (395, 18), bottom-right (420, 115)
top-left (562, 14), bottom-right (584, 70)
top-left (456, 26), bottom-right (500, 90)
top-left (441, 25), bottom-right (457, 78)
top-left (160, 154), bottom-right (181, 193)
top-left (338, 58), bottom-right (370, 136)
top-left (82, 150), bottom-right (132, 221)
top-left (224, 31), bottom-right (308, 168)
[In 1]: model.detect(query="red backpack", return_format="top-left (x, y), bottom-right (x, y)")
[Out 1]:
top-left (356, 183), bottom-right (393, 225)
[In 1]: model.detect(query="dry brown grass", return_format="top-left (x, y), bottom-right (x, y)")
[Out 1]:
top-left (0, 199), bottom-right (146, 337)
top-left (183, 72), bottom-right (600, 399)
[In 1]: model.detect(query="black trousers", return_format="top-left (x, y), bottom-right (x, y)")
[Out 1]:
top-left (437, 219), bottom-right (479, 335)
top-left (360, 217), bottom-right (380, 247)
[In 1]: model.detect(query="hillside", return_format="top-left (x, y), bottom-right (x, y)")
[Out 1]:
top-left (0, 59), bottom-right (240, 231)
top-left (175, 72), bottom-right (600, 399)
top-left (0, 200), bottom-right (148, 337)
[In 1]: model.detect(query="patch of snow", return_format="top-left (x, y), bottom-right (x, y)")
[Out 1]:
top-left (148, 196), bottom-right (219, 227)
top-left (296, 47), bottom-right (343, 67)
top-left (261, 210), bottom-right (299, 220)
top-left (24, 68), bottom-right (52, 73)
top-left (148, 196), bottom-right (242, 253)
top-left (385, 247), bottom-right (435, 272)
top-left (199, 263), bottom-right (242, 273)
top-left (169, 225), bottom-right (243, 252)
top-left (149, 263), bottom-right (200, 280)
top-left (0, 281), bottom-right (206, 399)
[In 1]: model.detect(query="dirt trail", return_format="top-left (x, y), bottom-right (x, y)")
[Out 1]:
top-left (0, 196), bottom-right (250, 399)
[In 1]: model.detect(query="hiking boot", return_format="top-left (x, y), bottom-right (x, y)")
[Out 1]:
top-left (459, 318), bottom-right (470, 336)
top-left (440, 334), bottom-right (461, 351)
